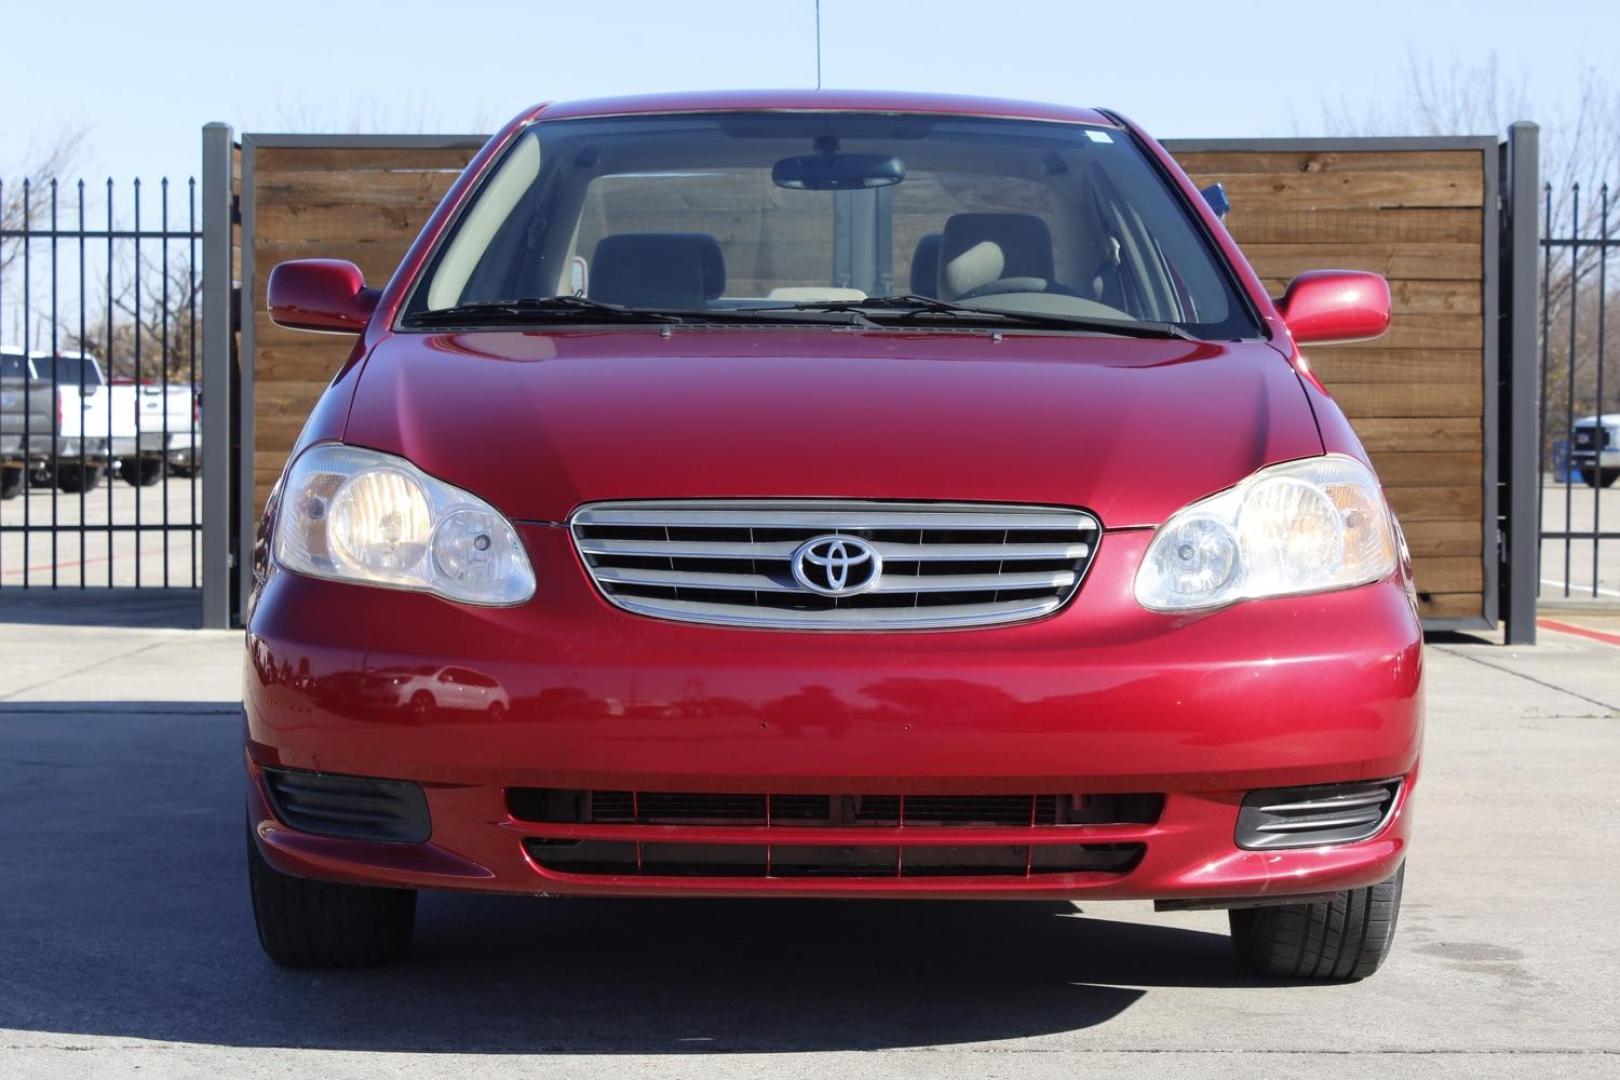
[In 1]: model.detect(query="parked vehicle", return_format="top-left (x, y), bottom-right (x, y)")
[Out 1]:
top-left (108, 380), bottom-right (200, 485)
top-left (1570, 414), bottom-right (1619, 487)
top-left (0, 347), bottom-right (112, 494)
top-left (245, 92), bottom-right (1419, 981)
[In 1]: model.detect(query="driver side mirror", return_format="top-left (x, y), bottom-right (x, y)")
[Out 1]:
top-left (1276, 270), bottom-right (1391, 346)
top-left (267, 259), bottom-right (379, 334)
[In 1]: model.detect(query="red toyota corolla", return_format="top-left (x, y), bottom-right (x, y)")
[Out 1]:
top-left (245, 91), bottom-right (1420, 980)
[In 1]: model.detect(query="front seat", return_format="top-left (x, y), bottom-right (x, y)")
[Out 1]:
top-left (909, 232), bottom-right (942, 297)
top-left (937, 213), bottom-right (1055, 301)
top-left (590, 233), bottom-right (726, 309)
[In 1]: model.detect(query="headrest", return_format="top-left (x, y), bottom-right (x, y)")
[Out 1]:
top-left (590, 233), bottom-right (726, 309)
top-left (938, 213), bottom-right (1055, 300)
top-left (909, 232), bottom-right (942, 297)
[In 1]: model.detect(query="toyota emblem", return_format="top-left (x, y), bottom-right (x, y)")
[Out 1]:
top-left (790, 535), bottom-right (883, 596)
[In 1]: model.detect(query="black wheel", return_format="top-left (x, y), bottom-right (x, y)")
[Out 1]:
top-left (1229, 863), bottom-right (1404, 981)
top-left (118, 457), bottom-right (165, 487)
top-left (1579, 467), bottom-right (1619, 488)
top-left (246, 824), bottom-right (416, 968)
top-left (56, 462), bottom-right (103, 493)
top-left (0, 465), bottom-right (21, 500)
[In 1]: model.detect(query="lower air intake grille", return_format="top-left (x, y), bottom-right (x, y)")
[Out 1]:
top-left (524, 839), bottom-right (1144, 878)
top-left (510, 788), bottom-right (1161, 880)
top-left (570, 500), bottom-right (1100, 630)
top-left (261, 767), bottom-right (431, 844)
top-left (1235, 779), bottom-right (1401, 850)
top-left (507, 789), bottom-right (1165, 828)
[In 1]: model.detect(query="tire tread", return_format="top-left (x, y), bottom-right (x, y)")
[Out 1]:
top-left (247, 826), bottom-right (416, 968)
top-left (1229, 863), bottom-right (1404, 981)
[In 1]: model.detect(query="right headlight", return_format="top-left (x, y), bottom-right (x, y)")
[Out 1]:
top-left (1134, 454), bottom-right (1397, 612)
top-left (274, 443), bottom-right (535, 606)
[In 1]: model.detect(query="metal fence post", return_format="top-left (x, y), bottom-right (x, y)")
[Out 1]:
top-left (200, 122), bottom-right (236, 629)
top-left (1502, 121), bottom-right (1540, 644)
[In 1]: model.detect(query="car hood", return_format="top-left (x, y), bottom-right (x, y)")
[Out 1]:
top-left (341, 328), bottom-right (1322, 528)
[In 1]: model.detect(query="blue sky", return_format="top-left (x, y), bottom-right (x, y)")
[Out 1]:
top-left (3, 0), bottom-right (1617, 183)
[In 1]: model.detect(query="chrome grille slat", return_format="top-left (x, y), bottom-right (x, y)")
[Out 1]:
top-left (572, 500), bottom-right (1100, 631)
top-left (593, 566), bottom-right (1078, 594)
top-left (574, 504), bottom-right (1098, 531)
top-left (610, 595), bottom-right (1066, 628)
top-left (577, 538), bottom-right (1092, 561)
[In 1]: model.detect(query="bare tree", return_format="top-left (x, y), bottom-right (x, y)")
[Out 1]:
top-left (0, 131), bottom-right (85, 276)
top-left (66, 245), bottom-right (201, 385)
top-left (1310, 53), bottom-right (1620, 454)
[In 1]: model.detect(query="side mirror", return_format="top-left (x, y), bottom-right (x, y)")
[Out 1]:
top-left (267, 259), bottom-right (379, 334)
top-left (1276, 270), bottom-right (1391, 346)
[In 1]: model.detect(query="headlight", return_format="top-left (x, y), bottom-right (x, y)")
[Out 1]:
top-left (274, 444), bottom-right (535, 605)
top-left (1135, 454), bottom-right (1397, 612)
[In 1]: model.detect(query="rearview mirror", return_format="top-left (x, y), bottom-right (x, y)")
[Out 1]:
top-left (1276, 270), bottom-right (1391, 346)
top-left (267, 259), bottom-right (379, 334)
top-left (772, 152), bottom-right (905, 191)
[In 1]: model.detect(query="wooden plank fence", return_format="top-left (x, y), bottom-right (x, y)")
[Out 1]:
top-left (241, 133), bottom-right (1497, 625)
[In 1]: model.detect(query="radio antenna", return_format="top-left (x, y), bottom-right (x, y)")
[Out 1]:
top-left (815, 0), bottom-right (823, 90)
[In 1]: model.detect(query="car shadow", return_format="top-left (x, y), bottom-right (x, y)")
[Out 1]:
top-left (0, 587), bottom-right (202, 627)
top-left (0, 701), bottom-right (1295, 1054)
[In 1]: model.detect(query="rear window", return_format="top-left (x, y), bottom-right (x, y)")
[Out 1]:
top-left (40, 356), bottom-right (103, 386)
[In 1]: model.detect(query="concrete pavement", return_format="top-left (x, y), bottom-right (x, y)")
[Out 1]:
top-left (0, 608), bottom-right (1616, 1078)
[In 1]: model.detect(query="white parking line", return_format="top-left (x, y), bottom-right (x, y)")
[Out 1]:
top-left (1541, 577), bottom-right (1620, 598)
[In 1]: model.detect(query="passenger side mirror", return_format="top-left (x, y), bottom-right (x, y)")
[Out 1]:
top-left (267, 259), bottom-right (379, 334)
top-left (1276, 270), bottom-right (1391, 346)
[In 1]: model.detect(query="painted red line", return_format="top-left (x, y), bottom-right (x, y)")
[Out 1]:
top-left (1537, 618), bottom-right (1620, 647)
top-left (1, 545), bottom-right (184, 579)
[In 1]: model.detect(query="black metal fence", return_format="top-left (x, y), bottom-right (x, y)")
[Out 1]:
top-left (1538, 180), bottom-right (1619, 601)
top-left (0, 175), bottom-right (203, 589)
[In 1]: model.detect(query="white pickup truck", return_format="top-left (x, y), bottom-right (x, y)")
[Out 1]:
top-left (109, 380), bottom-right (199, 485)
top-left (0, 348), bottom-right (198, 497)
top-left (1, 347), bottom-right (113, 496)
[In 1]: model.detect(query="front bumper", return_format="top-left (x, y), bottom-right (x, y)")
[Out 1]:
top-left (245, 526), bottom-right (1423, 901)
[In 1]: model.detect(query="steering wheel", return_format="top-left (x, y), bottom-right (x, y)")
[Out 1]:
top-left (955, 276), bottom-right (1086, 301)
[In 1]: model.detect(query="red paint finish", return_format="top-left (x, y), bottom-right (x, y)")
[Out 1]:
top-left (247, 93), bottom-right (1421, 904)
top-left (266, 259), bottom-right (378, 334)
top-left (340, 330), bottom-right (1322, 528)
top-left (1276, 270), bottom-right (1393, 346)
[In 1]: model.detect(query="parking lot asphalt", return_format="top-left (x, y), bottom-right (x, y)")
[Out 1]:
top-left (0, 615), bottom-right (1616, 1078)
top-left (0, 477), bottom-right (202, 589)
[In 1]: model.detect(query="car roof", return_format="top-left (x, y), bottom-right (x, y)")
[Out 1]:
top-left (534, 90), bottom-right (1119, 127)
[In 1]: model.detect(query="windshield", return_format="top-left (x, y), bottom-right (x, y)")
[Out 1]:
top-left (404, 112), bottom-right (1257, 339)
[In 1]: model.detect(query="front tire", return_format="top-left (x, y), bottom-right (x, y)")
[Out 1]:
top-left (1229, 863), bottom-right (1404, 981)
top-left (246, 824), bottom-right (416, 968)
top-left (119, 457), bottom-right (165, 486)
top-left (56, 462), bottom-right (103, 493)
top-left (0, 465), bottom-right (22, 500)
top-left (1578, 467), bottom-right (1618, 488)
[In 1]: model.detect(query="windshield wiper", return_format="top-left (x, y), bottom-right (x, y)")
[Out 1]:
top-left (404, 295), bottom-right (881, 329)
top-left (405, 296), bottom-right (681, 327)
top-left (740, 294), bottom-right (1198, 340)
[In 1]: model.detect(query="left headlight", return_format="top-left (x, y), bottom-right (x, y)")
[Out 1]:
top-left (274, 443), bottom-right (535, 606)
top-left (1134, 454), bottom-right (1397, 613)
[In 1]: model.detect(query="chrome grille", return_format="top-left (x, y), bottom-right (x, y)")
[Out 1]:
top-left (570, 500), bottom-right (1100, 629)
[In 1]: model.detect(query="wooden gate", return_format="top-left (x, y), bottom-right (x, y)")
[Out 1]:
top-left (237, 132), bottom-right (1500, 629)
